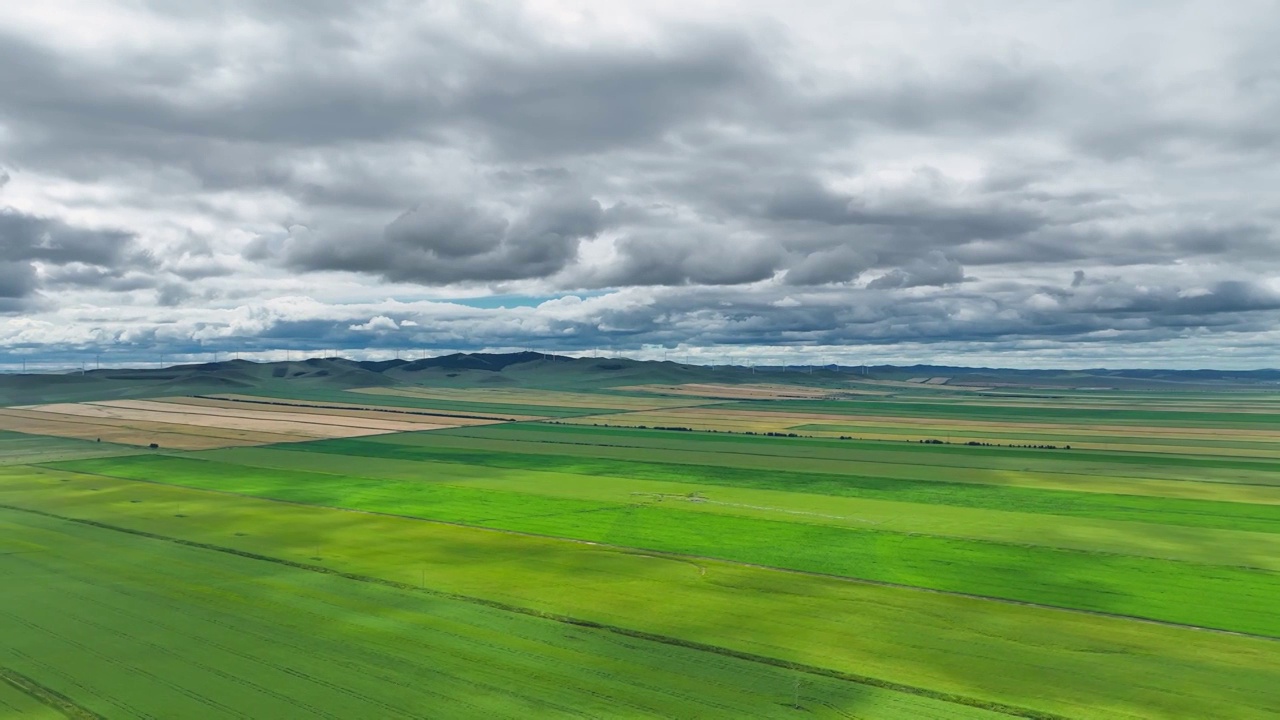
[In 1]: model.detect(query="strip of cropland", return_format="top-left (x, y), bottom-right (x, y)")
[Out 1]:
top-left (0, 407), bottom-right (313, 449)
top-left (0, 504), bottom-right (998, 719)
top-left (350, 386), bottom-right (716, 410)
top-left (199, 393), bottom-right (538, 421)
top-left (557, 396), bottom-right (1280, 456)
top-left (8, 380), bottom-right (1280, 718)
top-left (3, 466), bottom-right (1278, 719)
top-left (49, 440), bottom-right (1280, 637)
top-left (222, 385), bottom-right (571, 419)
top-left (0, 431), bottom-right (143, 466)
top-left (0, 674), bottom-right (71, 720)
top-left (346, 386), bottom-right (714, 417)
top-left (158, 395), bottom-right (506, 426)
top-left (0, 396), bottom-right (503, 451)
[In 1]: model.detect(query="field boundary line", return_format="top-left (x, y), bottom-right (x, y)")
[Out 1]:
top-left (0, 502), bottom-right (1067, 720)
top-left (23, 467), bottom-right (1280, 643)
top-left (0, 666), bottom-right (105, 719)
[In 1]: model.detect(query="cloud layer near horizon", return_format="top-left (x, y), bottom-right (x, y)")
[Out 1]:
top-left (1, 1), bottom-right (1278, 367)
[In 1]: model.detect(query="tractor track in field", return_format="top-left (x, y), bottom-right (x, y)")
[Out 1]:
top-left (0, 502), bottom-right (1068, 720)
top-left (0, 666), bottom-right (105, 719)
top-left (15, 468), bottom-right (1280, 644)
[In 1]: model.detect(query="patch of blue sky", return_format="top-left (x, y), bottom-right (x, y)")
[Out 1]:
top-left (444, 292), bottom-right (606, 309)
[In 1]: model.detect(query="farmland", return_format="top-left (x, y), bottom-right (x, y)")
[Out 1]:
top-left (2, 355), bottom-right (1279, 718)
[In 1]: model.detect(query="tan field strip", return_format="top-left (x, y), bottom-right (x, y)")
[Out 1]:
top-left (166, 396), bottom-right (501, 427)
top-left (560, 407), bottom-right (1280, 457)
top-left (201, 394), bottom-right (514, 424)
top-left (581, 406), bottom-right (1280, 440)
top-left (874, 397), bottom-right (1280, 415)
top-left (87, 399), bottom-right (449, 433)
top-left (616, 383), bottom-right (874, 400)
top-left (343, 388), bottom-right (548, 419)
top-left (854, 379), bottom-right (992, 392)
top-left (20, 402), bottom-right (389, 440)
top-left (0, 388), bottom-right (512, 451)
top-left (350, 386), bottom-right (704, 410)
top-left (0, 408), bottom-right (309, 450)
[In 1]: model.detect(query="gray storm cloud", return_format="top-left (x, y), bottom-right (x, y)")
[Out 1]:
top-left (0, 1), bottom-right (1277, 366)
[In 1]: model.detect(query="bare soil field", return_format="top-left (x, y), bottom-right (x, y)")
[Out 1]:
top-left (0, 408), bottom-right (306, 449)
top-left (19, 402), bottom-right (391, 439)
top-left (0, 393), bottom-right (515, 451)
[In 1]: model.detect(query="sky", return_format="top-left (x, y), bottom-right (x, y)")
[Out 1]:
top-left (1, 1), bottom-right (1278, 370)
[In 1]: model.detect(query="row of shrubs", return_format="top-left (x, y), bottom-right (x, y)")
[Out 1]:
top-left (919, 438), bottom-right (1070, 450)
top-left (551, 421), bottom-right (1070, 450)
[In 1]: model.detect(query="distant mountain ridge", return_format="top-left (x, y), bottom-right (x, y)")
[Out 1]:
top-left (2, 352), bottom-right (1277, 407)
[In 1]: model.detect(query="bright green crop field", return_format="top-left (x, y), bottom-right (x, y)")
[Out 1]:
top-left (3, 372), bottom-right (1280, 719)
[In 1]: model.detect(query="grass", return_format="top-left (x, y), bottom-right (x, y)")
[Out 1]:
top-left (444, 422), bottom-right (1280, 486)
top-left (6, 366), bottom-right (1280, 719)
top-left (3, 466), bottom-right (1278, 720)
top-left (0, 431), bottom-right (141, 466)
top-left (254, 437), bottom-right (1280, 533)
top-left (2, 506), bottom-right (996, 719)
top-left (198, 445), bottom-right (1280, 572)
top-left (379, 424), bottom-right (1280, 501)
top-left (46, 452), bottom-right (1280, 636)
top-left (0, 673), bottom-right (71, 719)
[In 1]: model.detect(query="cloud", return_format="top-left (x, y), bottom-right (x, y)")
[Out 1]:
top-left (584, 233), bottom-right (785, 287)
top-left (0, 260), bottom-right (37, 299)
top-left (867, 251), bottom-right (966, 289)
top-left (348, 315), bottom-right (400, 332)
top-left (0, 208), bottom-right (144, 267)
top-left (782, 246), bottom-right (872, 286)
top-left (0, 207), bottom-right (152, 306)
top-left (276, 189), bottom-right (605, 283)
top-left (0, 1), bottom-right (1278, 366)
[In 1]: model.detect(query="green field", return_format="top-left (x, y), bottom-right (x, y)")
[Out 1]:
top-left (3, 506), bottom-right (1008, 719)
top-left (3, 360), bottom-right (1280, 718)
top-left (45, 450), bottom-right (1280, 636)
top-left (0, 431), bottom-right (142, 466)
